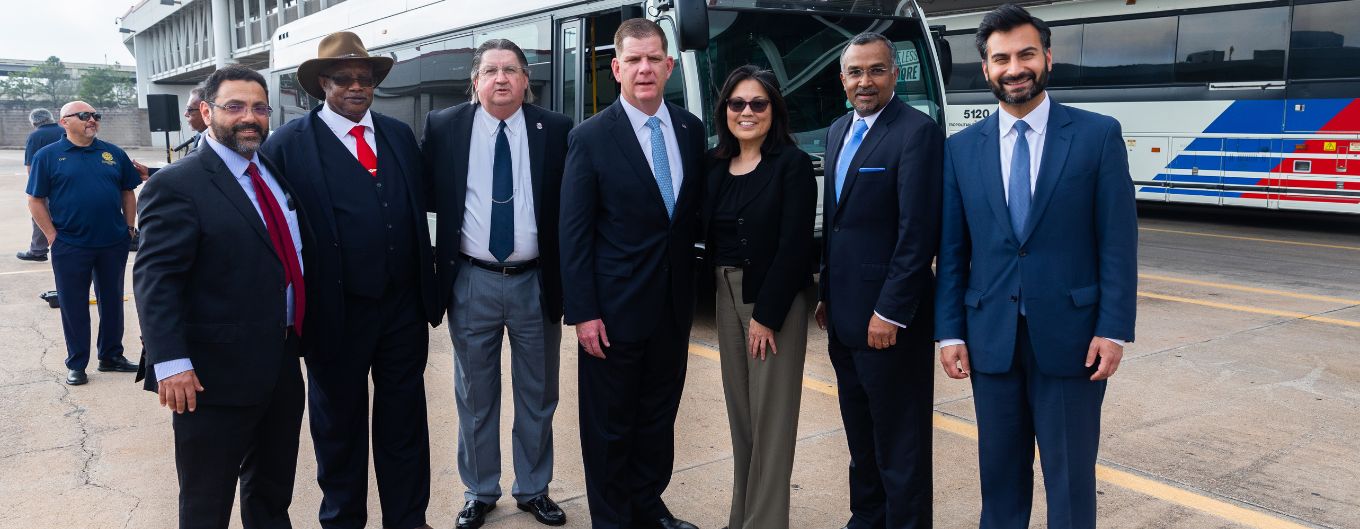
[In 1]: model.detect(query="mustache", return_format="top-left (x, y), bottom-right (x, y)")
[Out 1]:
top-left (232, 123), bottom-right (263, 135)
top-left (855, 88), bottom-right (879, 96)
top-left (1000, 71), bottom-right (1036, 85)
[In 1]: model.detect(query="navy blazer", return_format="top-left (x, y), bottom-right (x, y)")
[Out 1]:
top-left (819, 97), bottom-right (944, 350)
top-left (935, 100), bottom-right (1137, 377)
top-left (559, 100), bottom-right (706, 342)
top-left (134, 145), bottom-right (310, 405)
top-left (259, 106), bottom-right (441, 360)
top-left (421, 102), bottom-right (571, 321)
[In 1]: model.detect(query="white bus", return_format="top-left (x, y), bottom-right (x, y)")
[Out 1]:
top-left (268, 0), bottom-right (952, 238)
top-left (935, 0), bottom-right (1360, 214)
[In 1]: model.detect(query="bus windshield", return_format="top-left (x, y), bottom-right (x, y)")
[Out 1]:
top-left (697, 9), bottom-right (942, 160)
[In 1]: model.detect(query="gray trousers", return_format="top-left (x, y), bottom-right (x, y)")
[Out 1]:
top-left (715, 267), bottom-right (812, 529)
top-left (449, 264), bottom-right (561, 503)
top-left (29, 219), bottom-right (48, 255)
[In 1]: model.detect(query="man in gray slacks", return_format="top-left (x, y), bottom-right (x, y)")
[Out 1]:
top-left (420, 39), bottom-right (572, 529)
top-left (17, 108), bottom-right (66, 262)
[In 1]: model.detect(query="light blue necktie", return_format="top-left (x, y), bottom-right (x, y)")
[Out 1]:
top-left (835, 118), bottom-right (868, 203)
top-left (645, 116), bottom-right (676, 218)
top-left (1008, 120), bottom-right (1032, 238)
top-left (1009, 119), bottom-right (1031, 315)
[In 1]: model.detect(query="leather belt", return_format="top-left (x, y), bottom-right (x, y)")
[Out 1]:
top-left (461, 254), bottom-right (539, 276)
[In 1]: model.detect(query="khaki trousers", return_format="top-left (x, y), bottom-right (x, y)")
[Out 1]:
top-left (714, 266), bottom-right (811, 529)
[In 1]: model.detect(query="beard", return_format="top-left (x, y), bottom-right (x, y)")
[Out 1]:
top-left (988, 61), bottom-right (1049, 106)
top-left (850, 87), bottom-right (887, 115)
top-left (211, 121), bottom-right (268, 158)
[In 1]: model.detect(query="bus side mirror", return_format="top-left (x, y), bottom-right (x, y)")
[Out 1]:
top-left (665, 0), bottom-right (709, 51)
top-left (931, 26), bottom-right (952, 86)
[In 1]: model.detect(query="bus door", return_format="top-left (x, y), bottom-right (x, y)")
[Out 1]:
top-left (1127, 135), bottom-right (1169, 203)
top-left (555, 11), bottom-right (622, 124)
top-left (1222, 138), bottom-right (1274, 209)
top-left (1168, 136), bottom-right (1223, 205)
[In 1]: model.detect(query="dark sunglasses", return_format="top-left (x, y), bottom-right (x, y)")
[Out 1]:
top-left (63, 111), bottom-right (102, 122)
top-left (726, 98), bottom-right (770, 113)
top-left (320, 73), bottom-right (376, 88)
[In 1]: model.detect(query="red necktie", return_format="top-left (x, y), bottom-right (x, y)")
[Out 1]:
top-left (349, 125), bottom-right (377, 177)
top-left (245, 162), bottom-right (306, 335)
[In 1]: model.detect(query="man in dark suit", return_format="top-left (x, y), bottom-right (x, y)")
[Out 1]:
top-left (134, 64), bottom-right (307, 529)
top-left (258, 32), bottom-right (440, 529)
top-left (935, 5), bottom-right (1137, 529)
top-left (421, 38), bottom-right (571, 529)
top-left (814, 32), bottom-right (944, 529)
top-left (559, 18), bottom-right (705, 529)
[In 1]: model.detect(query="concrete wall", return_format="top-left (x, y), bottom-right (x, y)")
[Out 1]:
top-left (0, 108), bottom-right (153, 149)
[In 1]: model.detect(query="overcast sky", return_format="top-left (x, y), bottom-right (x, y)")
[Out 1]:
top-left (2, 0), bottom-right (138, 66)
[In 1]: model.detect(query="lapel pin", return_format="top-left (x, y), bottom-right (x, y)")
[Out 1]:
top-left (536, 122), bottom-right (543, 130)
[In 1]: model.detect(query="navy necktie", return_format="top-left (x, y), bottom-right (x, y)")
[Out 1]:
top-left (1008, 119), bottom-right (1032, 238)
top-left (489, 121), bottom-right (514, 262)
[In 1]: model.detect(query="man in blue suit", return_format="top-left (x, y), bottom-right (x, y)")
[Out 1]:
top-left (815, 32), bottom-right (943, 529)
top-left (559, 18), bottom-right (705, 529)
top-left (935, 5), bottom-right (1137, 529)
top-left (259, 32), bottom-right (440, 529)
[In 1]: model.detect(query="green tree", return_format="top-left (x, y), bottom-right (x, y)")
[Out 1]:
top-left (0, 75), bottom-right (40, 103)
top-left (26, 56), bottom-right (73, 107)
top-left (78, 64), bottom-right (137, 108)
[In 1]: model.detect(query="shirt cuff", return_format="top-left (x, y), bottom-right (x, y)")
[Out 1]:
top-left (939, 339), bottom-right (965, 347)
top-left (154, 358), bottom-right (194, 381)
top-left (874, 311), bottom-right (906, 328)
top-left (1100, 337), bottom-right (1126, 347)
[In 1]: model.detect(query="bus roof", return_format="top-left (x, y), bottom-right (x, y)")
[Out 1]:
top-left (272, 0), bottom-right (590, 70)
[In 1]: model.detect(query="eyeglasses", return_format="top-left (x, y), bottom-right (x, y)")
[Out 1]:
top-left (842, 66), bottom-right (892, 80)
top-left (726, 98), bottom-right (770, 113)
top-left (478, 65), bottom-right (524, 78)
top-left (320, 73), bottom-right (376, 88)
top-left (206, 102), bottom-right (274, 117)
top-left (63, 111), bottom-right (101, 122)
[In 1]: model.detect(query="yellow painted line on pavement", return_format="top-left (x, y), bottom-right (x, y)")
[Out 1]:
top-left (1139, 291), bottom-right (1360, 328)
top-left (1140, 227), bottom-right (1360, 252)
top-left (1140, 273), bottom-right (1360, 306)
top-left (688, 342), bottom-right (1313, 529)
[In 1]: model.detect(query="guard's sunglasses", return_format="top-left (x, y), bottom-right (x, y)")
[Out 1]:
top-left (63, 111), bottom-right (101, 122)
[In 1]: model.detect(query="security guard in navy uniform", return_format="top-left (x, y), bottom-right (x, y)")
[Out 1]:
top-left (26, 100), bottom-right (143, 386)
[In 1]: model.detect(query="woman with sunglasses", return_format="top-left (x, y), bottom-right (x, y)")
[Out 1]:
top-left (703, 65), bottom-right (816, 529)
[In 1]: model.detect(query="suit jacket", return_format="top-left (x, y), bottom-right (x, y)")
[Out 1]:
top-left (702, 145), bottom-right (816, 331)
top-left (133, 146), bottom-right (309, 406)
top-left (421, 102), bottom-right (571, 321)
top-left (819, 97), bottom-right (944, 350)
top-left (259, 106), bottom-right (441, 360)
top-left (560, 100), bottom-right (706, 342)
top-left (935, 100), bottom-right (1138, 377)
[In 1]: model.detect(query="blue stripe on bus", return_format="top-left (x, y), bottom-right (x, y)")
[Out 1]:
top-left (1163, 188), bottom-right (1243, 198)
top-left (1165, 155), bottom-right (1278, 172)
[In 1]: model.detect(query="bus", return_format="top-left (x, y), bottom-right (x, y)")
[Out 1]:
top-left (935, 0), bottom-right (1360, 214)
top-left (268, 0), bottom-right (952, 238)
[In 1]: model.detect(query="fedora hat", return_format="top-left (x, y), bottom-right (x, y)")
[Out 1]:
top-left (297, 31), bottom-right (394, 100)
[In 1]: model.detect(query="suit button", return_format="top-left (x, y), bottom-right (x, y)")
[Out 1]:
top-left (382, 202), bottom-right (389, 208)
top-left (1010, 295), bottom-right (1018, 302)
top-left (449, 260), bottom-right (456, 265)
top-left (740, 238), bottom-right (747, 245)
top-left (376, 182), bottom-right (383, 188)
top-left (737, 218), bottom-right (744, 225)
top-left (1019, 250), bottom-right (1027, 257)
top-left (833, 226), bottom-right (841, 232)
top-left (332, 242), bottom-right (339, 248)
top-left (387, 224), bottom-right (392, 229)
top-left (744, 259), bottom-right (751, 265)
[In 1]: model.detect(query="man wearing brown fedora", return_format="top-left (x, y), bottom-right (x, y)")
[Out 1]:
top-left (259, 31), bottom-right (441, 529)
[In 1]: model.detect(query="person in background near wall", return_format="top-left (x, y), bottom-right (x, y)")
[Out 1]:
top-left (27, 101), bottom-right (143, 386)
top-left (259, 31), bottom-right (441, 529)
top-left (422, 38), bottom-right (572, 529)
top-left (134, 64), bottom-right (308, 529)
top-left (816, 31), bottom-right (944, 529)
top-left (704, 65), bottom-right (816, 529)
top-left (16, 108), bottom-right (65, 262)
top-left (936, 5), bottom-right (1137, 529)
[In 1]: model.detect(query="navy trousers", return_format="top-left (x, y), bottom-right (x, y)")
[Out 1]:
top-left (970, 318), bottom-right (1107, 529)
top-left (50, 239), bottom-right (127, 371)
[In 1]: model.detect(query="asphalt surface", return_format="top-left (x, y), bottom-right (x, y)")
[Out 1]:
top-left (1, 148), bottom-right (1357, 528)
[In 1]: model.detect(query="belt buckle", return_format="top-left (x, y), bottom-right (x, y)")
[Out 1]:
top-left (500, 264), bottom-right (513, 276)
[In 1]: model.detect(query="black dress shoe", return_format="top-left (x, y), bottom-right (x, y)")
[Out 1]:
top-left (66, 370), bottom-right (87, 385)
top-left (657, 516), bottom-right (699, 529)
top-left (97, 355), bottom-right (138, 373)
top-left (456, 499), bottom-right (495, 529)
top-left (16, 251), bottom-right (47, 262)
top-left (516, 495), bottom-right (566, 526)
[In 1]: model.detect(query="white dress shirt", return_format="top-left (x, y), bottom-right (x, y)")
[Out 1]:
top-left (155, 134), bottom-right (305, 381)
top-left (619, 98), bottom-right (684, 201)
top-left (837, 105), bottom-right (903, 329)
top-left (938, 93), bottom-right (1122, 348)
top-left (461, 105), bottom-right (538, 261)
top-left (318, 102), bottom-right (379, 163)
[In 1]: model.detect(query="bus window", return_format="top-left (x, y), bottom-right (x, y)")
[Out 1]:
top-left (581, 12), bottom-right (622, 120)
top-left (1048, 24), bottom-right (1082, 88)
top-left (476, 19), bottom-right (553, 110)
top-left (1176, 7), bottom-right (1287, 83)
top-left (558, 19), bottom-right (581, 122)
top-left (277, 70), bottom-right (320, 125)
top-left (943, 33), bottom-right (984, 91)
top-left (657, 17), bottom-right (688, 112)
top-left (1290, 0), bottom-right (1360, 80)
top-left (371, 35), bottom-right (474, 139)
top-left (1080, 16), bottom-right (1175, 86)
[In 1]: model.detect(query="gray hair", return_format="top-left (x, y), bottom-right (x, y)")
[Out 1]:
top-left (468, 38), bottom-right (535, 105)
top-left (28, 108), bottom-right (54, 126)
top-left (187, 86), bottom-right (205, 106)
top-left (839, 32), bottom-right (897, 70)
